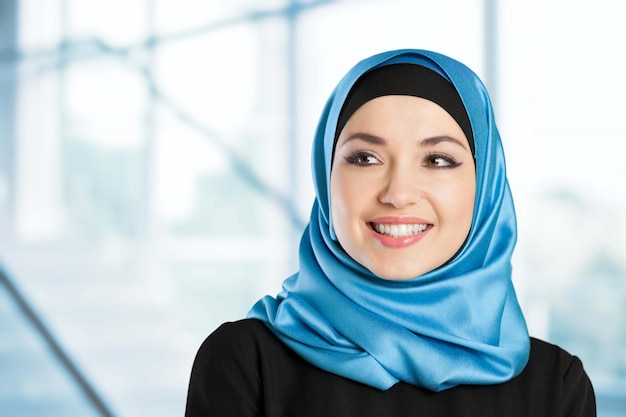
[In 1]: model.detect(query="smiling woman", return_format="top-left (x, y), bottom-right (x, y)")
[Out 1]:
top-left (185, 49), bottom-right (596, 416)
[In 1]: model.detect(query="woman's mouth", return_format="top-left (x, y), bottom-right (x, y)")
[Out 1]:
top-left (370, 222), bottom-right (429, 238)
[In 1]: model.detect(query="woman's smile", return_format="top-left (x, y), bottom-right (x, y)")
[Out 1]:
top-left (367, 216), bottom-right (432, 248)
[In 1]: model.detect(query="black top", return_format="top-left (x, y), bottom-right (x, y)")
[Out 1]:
top-left (185, 319), bottom-right (596, 417)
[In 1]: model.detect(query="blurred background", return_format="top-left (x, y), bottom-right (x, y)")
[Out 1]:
top-left (0, 0), bottom-right (624, 416)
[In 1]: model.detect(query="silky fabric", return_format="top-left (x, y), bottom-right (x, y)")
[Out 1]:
top-left (248, 49), bottom-right (530, 391)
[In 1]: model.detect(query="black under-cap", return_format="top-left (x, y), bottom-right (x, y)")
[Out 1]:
top-left (334, 63), bottom-right (475, 156)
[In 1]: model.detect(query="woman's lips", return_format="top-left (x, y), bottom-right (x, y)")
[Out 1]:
top-left (367, 216), bottom-right (432, 248)
top-left (372, 223), bottom-right (427, 238)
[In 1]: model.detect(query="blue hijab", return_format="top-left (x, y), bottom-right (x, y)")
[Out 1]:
top-left (248, 49), bottom-right (530, 391)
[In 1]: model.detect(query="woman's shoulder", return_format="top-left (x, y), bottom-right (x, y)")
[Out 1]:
top-left (186, 321), bottom-right (281, 416)
top-left (527, 337), bottom-right (586, 375)
top-left (205, 318), bottom-right (272, 342)
top-left (194, 318), bottom-right (286, 362)
top-left (524, 337), bottom-right (596, 414)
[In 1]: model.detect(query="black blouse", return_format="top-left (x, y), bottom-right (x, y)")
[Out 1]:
top-left (185, 319), bottom-right (596, 417)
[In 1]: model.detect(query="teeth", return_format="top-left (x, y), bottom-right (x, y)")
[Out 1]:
top-left (374, 223), bottom-right (427, 238)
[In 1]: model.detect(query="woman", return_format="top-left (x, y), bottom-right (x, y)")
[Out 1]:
top-left (185, 49), bottom-right (596, 416)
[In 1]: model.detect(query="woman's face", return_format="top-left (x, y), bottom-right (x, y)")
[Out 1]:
top-left (330, 95), bottom-right (476, 280)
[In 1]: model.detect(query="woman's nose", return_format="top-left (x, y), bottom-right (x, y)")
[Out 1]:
top-left (378, 167), bottom-right (421, 208)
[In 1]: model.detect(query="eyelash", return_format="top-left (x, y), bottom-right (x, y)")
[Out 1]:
top-left (344, 151), bottom-right (380, 166)
top-left (344, 151), bottom-right (462, 168)
top-left (424, 152), bottom-right (462, 168)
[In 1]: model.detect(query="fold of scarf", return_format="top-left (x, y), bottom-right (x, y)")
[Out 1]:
top-left (248, 49), bottom-right (530, 391)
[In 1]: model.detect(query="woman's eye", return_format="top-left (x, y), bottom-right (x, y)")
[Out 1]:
top-left (425, 154), bottom-right (461, 168)
top-left (344, 152), bottom-right (380, 166)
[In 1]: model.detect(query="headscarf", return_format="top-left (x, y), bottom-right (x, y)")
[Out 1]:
top-left (248, 49), bottom-right (530, 391)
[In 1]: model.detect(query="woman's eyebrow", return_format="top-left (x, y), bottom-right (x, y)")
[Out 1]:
top-left (420, 136), bottom-right (469, 150)
top-left (339, 132), bottom-right (387, 146)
